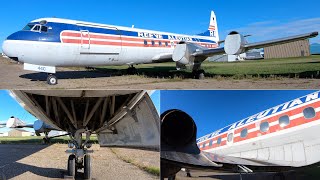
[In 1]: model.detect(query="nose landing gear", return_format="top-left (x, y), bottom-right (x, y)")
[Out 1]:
top-left (66, 129), bottom-right (93, 179)
top-left (47, 74), bottom-right (58, 85)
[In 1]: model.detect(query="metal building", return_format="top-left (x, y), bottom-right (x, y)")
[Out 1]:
top-left (8, 129), bottom-right (31, 137)
top-left (264, 39), bottom-right (310, 59)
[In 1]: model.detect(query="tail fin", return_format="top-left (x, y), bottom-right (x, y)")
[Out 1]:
top-left (197, 11), bottom-right (220, 42)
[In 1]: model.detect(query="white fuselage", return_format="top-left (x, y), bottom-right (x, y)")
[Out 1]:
top-left (197, 91), bottom-right (320, 167)
top-left (2, 18), bottom-right (218, 67)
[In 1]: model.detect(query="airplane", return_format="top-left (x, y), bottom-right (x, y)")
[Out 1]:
top-left (2, 11), bottom-right (318, 85)
top-left (5, 90), bottom-right (159, 179)
top-left (161, 91), bottom-right (320, 179)
top-left (3, 116), bottom-right (67, 143)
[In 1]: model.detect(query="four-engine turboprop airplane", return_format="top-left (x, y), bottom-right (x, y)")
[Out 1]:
top-left (2, 11), bottom-right (318, 85)
top-left (7, 90), bottom-right (160, 179)
top-left (161, 91), bottom-right (320, 179)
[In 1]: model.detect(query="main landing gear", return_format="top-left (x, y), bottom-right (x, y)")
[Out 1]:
top-left (66, 129), bottom-right (93, 179)
top-left (192, 70), bottom-right (205, 80)
top-left (47, 73), bottom-right (58, 85)
top-left (127, 65), bottom-right (138, 75)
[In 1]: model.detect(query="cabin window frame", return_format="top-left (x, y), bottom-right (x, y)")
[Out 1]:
top-left (217, 137), bottom-right (222, 145)
top-left (279, 115), bottom-right (290, 127)
top-left (240, 128), bottom-right (248, 138)
top-left (227, 133), bottom-right (234, 143)
top-left (260, 121), bottom-right (270, 132)
top-left (303, 107), bottom-right (316, 119)
top-left (31, 24), bottom-right (41, 32)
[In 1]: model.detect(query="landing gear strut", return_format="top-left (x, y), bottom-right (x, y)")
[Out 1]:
top-left (66, 129), bottom-right (93, 179)
top-left (47, 73), bottom-right (58, 85)
top-left (42, 132), bottom-right (50, 144)
top-left (127, 65), bottom-right (137, 75)
top-left (192, 70), bottom-right (205, 80)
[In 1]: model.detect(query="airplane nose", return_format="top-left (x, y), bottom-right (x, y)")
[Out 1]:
top-left (2, 39), bottom-right (19, 61)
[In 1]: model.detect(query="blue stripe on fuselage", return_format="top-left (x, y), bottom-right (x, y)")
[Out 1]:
top-left (6, 21), bottom-right (216, 44)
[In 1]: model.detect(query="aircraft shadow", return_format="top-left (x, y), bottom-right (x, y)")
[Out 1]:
top-left (19, 70), bottom-right (113, 81)
top-left (19, 67), bottom-right (320, 81)
top-left (0, 144), bottom-right (64, 179)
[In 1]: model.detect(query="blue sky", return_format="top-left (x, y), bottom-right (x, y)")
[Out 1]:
top-left (0, 0), bottom-right (319, 51)
top-left (0, 91), bottom-right (36, 133)
top-left (0, 90), bottom-right (161, 133)
top-left (160, 90), bottom-right (317, 138)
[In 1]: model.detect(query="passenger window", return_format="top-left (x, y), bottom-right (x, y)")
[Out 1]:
top-left (159, 41), bottom-right (162, 46)
top-left (260, 122), bottom-right (269, 132)
top-left (279, 115), bottom-right (290, 127)
top-left (165, 42), bottom-right (169, 47)
top-left (303, 107), bottom-right (316, 119)
top-left (151, 41), bottom-right (155, 46)
top-left (144, 40), bottom-right (148, 45)
top-left (202, 143), bottom-right (205, 148)
top-left (240, 128), bottom-right (248, 138)
top-left (209, 140), bottom-right (212, 146)
top-left (217, 137), bottom-right (221, 145)
top-left (227, 133), bottom-right (233, 142)
top-left (41, 26), bottom-right (48, 32)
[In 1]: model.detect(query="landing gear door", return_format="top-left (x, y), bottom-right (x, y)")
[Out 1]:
top-left (97, 92), bottom-right (160, 150)
top-left (80, 30), bottom-right (90, 50)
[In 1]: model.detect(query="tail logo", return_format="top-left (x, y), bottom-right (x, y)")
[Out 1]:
top-left (210, 31), bottom-right (216, 37)
top-left (208, 25), bottom-right (216, 31)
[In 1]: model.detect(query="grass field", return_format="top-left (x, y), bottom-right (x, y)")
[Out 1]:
top-left (96, 55), bottom-right (320, 79)
top-left (0, 136), bottom-right (99, 144)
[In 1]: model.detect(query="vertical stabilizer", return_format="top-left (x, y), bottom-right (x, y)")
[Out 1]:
top-left (197, 11), bottom-right (220, 43)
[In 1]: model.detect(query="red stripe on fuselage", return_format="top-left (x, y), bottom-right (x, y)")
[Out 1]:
top-left (199, 101), bottom-right (320, 151)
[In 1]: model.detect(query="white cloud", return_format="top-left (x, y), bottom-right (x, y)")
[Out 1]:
top-left (222, 18), bottom-right (320, 43)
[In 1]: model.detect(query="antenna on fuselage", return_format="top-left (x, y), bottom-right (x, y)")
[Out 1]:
top-left (132, 25), bottom-right (135, 28)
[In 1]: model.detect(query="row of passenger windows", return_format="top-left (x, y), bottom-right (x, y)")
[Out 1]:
top-left (144, 40), bottom-right (173, 47)
top-left (201, 106), bottom-right (316, 148)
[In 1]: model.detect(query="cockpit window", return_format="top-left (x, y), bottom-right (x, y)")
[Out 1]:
top-left (41, 26), bottom-right (48, 32)
top-left (32, 25), bottom-right (41, 32)
top-left (23, 24), bottom-right (35, 31)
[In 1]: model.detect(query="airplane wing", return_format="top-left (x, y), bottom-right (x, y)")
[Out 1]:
top-left (0, 122), bottom-right (6, 128)
top-left (192, 32), bottom-right (318, 58)
top-left (162, 150), bottom-right (294, 174)
top-left (167, 31), bottom-right (318, 69)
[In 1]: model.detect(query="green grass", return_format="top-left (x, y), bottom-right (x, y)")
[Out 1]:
top-left (110, 148), bottom-right (160, 176)
top-left (0, 136), bottom-right (98, 144)
top-left (95, 55), bottom-right (320, 79)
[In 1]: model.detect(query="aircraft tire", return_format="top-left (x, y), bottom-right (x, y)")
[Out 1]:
top-left (192, 70), bottom-right (205, 80)
top-left (84, 154), bottom-right (91, 180)
top-left (47, 74), bottom-right (58, 85)
top-left (67, 154), bottom-right (76, 177)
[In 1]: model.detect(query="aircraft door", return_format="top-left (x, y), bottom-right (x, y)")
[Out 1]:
top-left (80, 30), bottom-right (90, 50)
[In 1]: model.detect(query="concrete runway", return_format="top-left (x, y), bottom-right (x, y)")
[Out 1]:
top-left (0, 144), bottom-right (159, 180)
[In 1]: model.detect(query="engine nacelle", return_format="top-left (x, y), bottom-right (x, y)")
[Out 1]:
top-left (6, 116), bottom-right (26, 128)
top-left (172, 43), bottom-right (205, 65)
top-left (224, 31), bottom-right (247, 55)
top-left (161, 109), bottom-right (199, 178)
top-left (34, 120), bottom-right (53, 135)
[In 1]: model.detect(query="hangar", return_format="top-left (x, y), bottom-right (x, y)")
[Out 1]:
top-left (8, 129), bottom-right (32, 137)
top-left (264, 39), bottom-right (310, 59)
